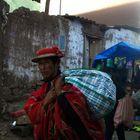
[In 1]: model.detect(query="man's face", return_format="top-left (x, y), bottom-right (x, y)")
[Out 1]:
top-left (37, 58), bottom-right (59, 80)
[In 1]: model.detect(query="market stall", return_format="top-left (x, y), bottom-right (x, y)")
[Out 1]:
top-left (92, 41), bottom-right (140, 131)
top-left (93, 41), bottom-right (140, 88)
top-left (93, 41), bottom-right (140, 63)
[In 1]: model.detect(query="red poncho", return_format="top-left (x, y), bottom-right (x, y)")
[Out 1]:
top-left (24, 81), bottom-right (105, 140)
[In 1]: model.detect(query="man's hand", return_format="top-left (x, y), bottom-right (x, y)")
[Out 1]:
top-left (54, 76), bottom-right (64, 95)
top-left (43, 76), bottom-right (64, 110)
top-left (43, 89), bottom-right (57, 109)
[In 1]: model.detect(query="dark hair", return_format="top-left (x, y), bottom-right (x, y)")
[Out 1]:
top-left (49, 57), bottom-right (61, 75)
top-left (48, 56), bottom-right (61, 64)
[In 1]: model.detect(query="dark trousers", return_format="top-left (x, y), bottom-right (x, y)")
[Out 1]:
top-left (105, 106), bottom-right (125, 140)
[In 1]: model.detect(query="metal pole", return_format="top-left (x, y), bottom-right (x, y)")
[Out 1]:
top-left (59, 0), bottom-right (62, 15)
top-left (45, 0), bottom-right (50, 15)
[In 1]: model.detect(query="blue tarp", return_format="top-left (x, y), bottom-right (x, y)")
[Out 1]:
top-left (93, 42), bottom-right (140, 66)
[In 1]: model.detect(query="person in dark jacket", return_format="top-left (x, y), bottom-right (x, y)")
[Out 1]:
top-left (103, 61), bottom-right (126, 140)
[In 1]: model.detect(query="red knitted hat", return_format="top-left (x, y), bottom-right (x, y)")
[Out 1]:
top-left (32, 46), bottom-right (64, 62)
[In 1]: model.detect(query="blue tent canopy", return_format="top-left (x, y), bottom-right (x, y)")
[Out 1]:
top-left (93, 42), bottom-right (140, 67)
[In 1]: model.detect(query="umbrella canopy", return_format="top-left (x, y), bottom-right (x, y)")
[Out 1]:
top-left (93, 42), bottom-right (140, 66)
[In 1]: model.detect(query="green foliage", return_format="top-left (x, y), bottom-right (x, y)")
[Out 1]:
top-left (4, 0), bottom-right (40, 12)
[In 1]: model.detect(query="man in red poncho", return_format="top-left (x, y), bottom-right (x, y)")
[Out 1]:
top-left (24, 46), bottom-right (105, 140)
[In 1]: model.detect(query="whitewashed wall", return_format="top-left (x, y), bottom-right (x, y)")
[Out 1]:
top-left (66, 20), bottom-right (84, 69)
top-left (104, 28), bottom-right (140, 49)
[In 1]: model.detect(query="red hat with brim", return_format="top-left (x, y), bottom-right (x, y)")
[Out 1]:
top-left (32, 46), bottom-right (64, 63)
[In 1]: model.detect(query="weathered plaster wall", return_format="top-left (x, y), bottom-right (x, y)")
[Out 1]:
top-left (104, 28), bottom-right (140, 49)
top-left (4, 12), bottom-right (57, 82)
top-left (1, 8), bottom-right (70, 105)
top-left (66, 20), bottom-right (84, 68)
